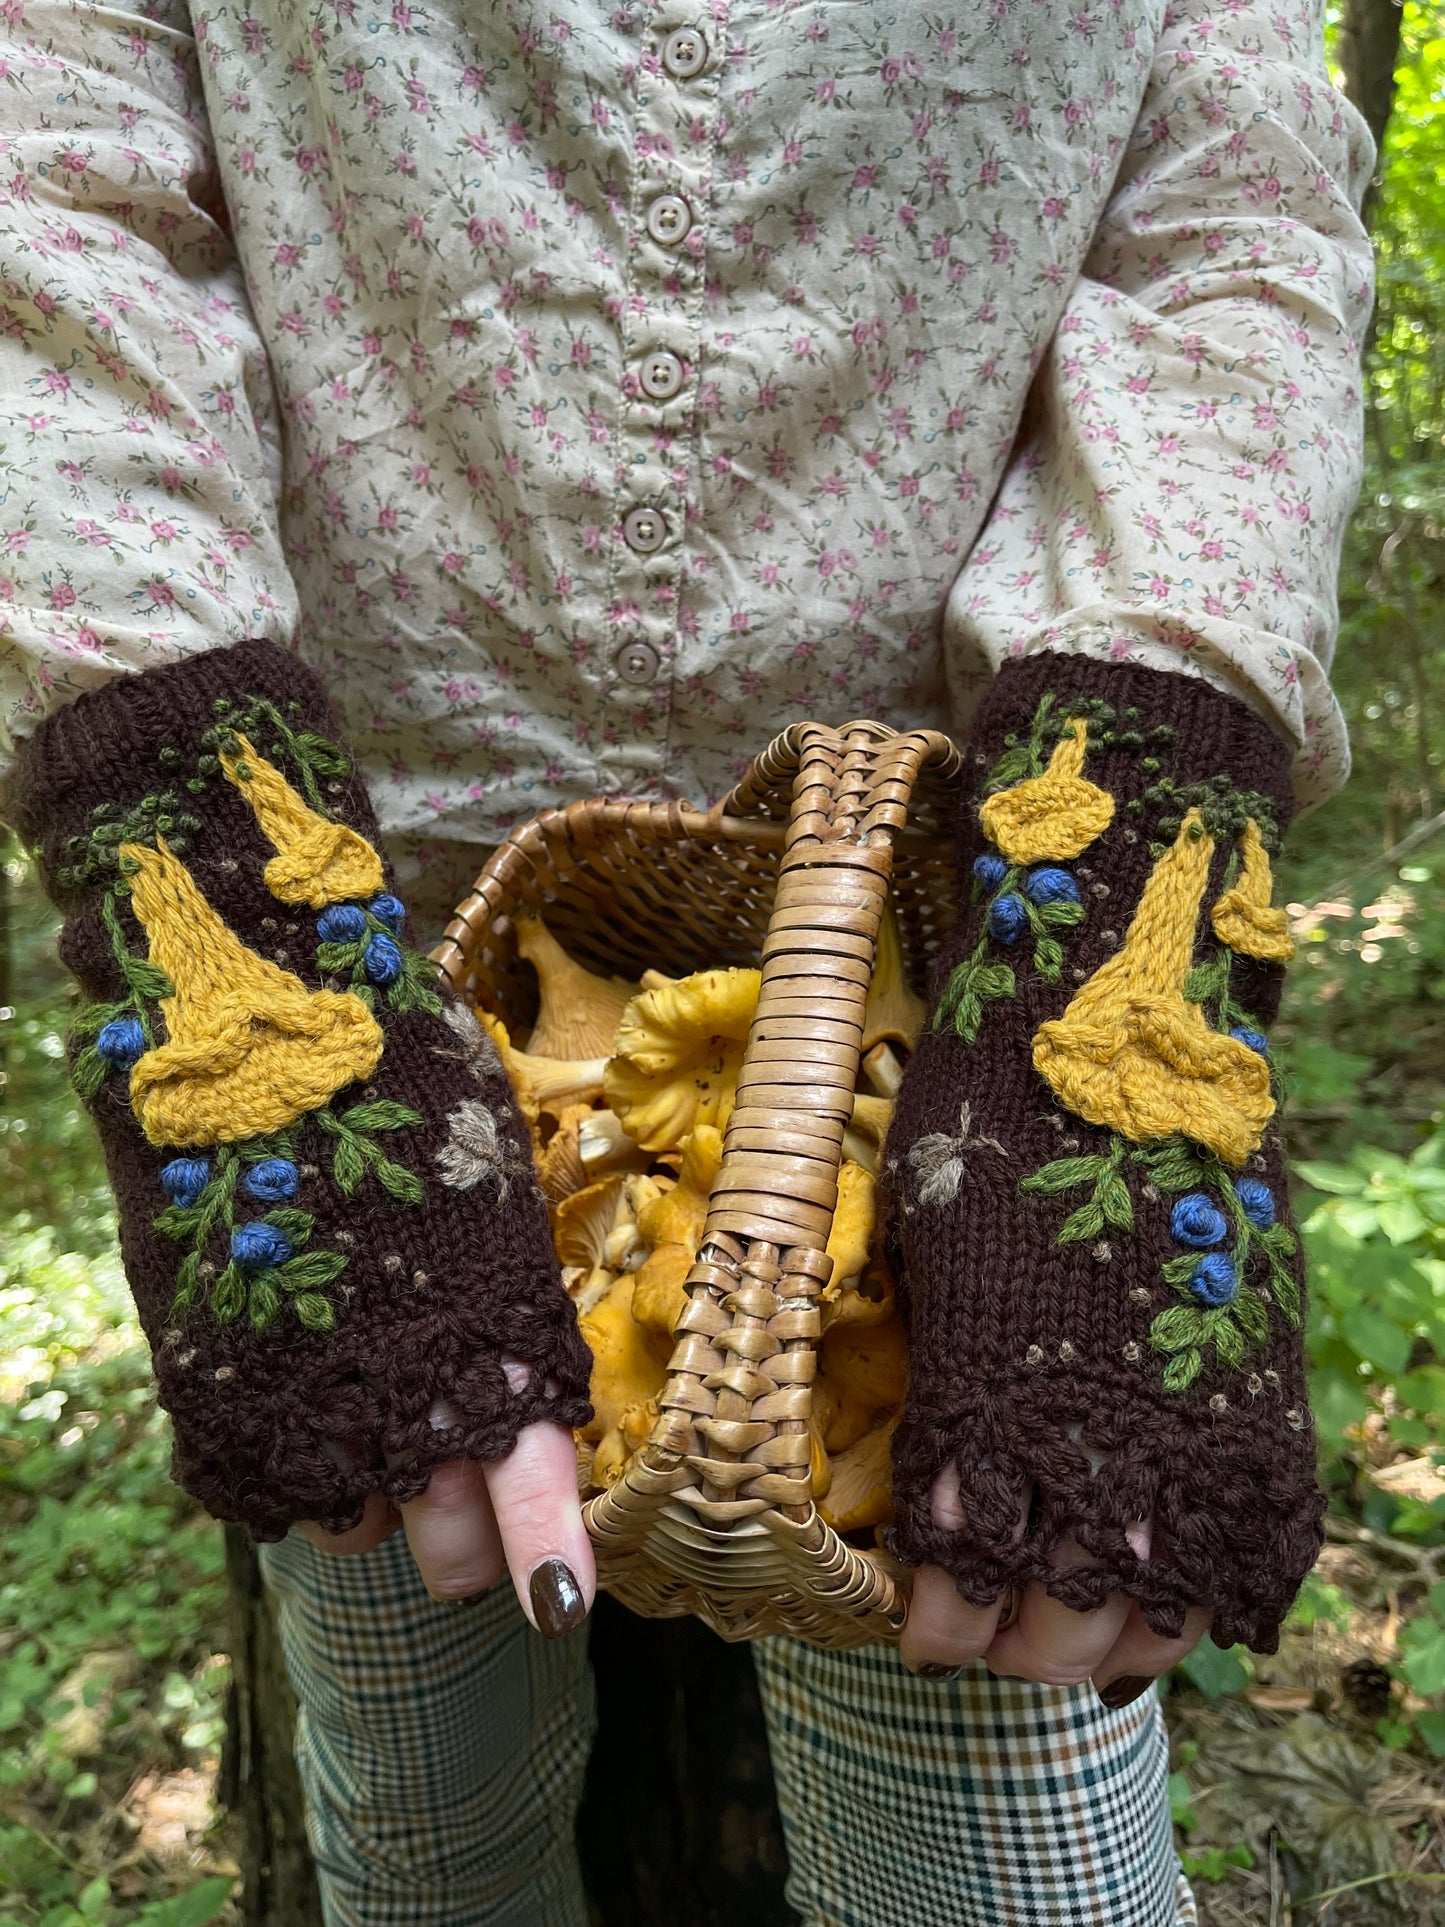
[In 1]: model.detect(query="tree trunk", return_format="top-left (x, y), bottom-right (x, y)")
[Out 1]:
top-left (218, 1527), bottom-right (324, 1927)
top-left (1336, 0), bottom-right (1405, 219)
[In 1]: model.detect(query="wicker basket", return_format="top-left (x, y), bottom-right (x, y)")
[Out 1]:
top-left (431, 720), bottom-right (965, 1649)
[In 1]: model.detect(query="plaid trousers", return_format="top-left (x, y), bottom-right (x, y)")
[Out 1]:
top-left (260, 1528), bottom-right (1196, 1927)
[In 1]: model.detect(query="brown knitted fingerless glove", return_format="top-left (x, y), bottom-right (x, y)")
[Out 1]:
top-left (883, 653), bottom-right (1322, 1653)
top-left (12, 639), bottom-right (591, 1539)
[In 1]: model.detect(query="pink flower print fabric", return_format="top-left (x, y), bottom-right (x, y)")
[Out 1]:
top-left (0, 0), bottom-right (1373, 884)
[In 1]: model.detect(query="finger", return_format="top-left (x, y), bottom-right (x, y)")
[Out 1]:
top-left (900, 1563), bottom-right (1004, 1674)
top-left (1092, 1603), bottom-right (1213, 1704)
top-left (398, 1457), bottom-right (506, 1601)
top-left (482, 1418), bottom-right (595, 1638)
top-left (985, 1536), bottom-right (1134, 1687)
top-left (296, 1490), bottom-right (402, 1556)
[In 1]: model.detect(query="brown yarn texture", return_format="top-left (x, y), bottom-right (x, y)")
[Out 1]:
top-left (883, 654), bottom-right (1324, 1654)
top-left (12, 639), bottom-right (592, 1540)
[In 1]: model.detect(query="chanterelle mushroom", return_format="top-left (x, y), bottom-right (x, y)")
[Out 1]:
top-left (577, 1274), bottom-right (668, 1444)
top-left (479, 1009), bottom-right (608, 1123)
top-left (515, 916), bottom-right (639, 1061)
top-left (604, 968), bottom-right (761, 1152)
top-left (860, 901), bottom-right (925, 1054)
top-left (636, 1125), bottom-right (723, 1255)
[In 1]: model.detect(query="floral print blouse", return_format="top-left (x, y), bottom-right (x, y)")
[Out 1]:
top-left (0, 0), bottom-right (1374, 899)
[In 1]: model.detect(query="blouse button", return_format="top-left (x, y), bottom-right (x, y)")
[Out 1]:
top-left (639, 349), bottom-right (685, 400)
top-left (615, 640), bottom-right (661, 684)
top-left (645, 193), bottom-right (693, 247)
top-left (661, 25), bottom-right (708, 77)
top-left (622, 504), bottom-right (669, 553)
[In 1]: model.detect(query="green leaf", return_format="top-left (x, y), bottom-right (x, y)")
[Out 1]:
top-left (293, 731), bottom-right (350, 776)
top-left (294, 1291), bottom-right (336, 1331)
top-left (316, 940), bottom-right (362, 974)
top-left (1293, 1160), bottom-right (1365, 1197)
top-left (1056, 1199), bottom-right (1105, 1244)
top-left (276, 1250), bottom-right (349, 1291)
top-left (1161, 1253), bottom-right (1199, 1285)
top-left (1150, 1304), bottom-right (1204, 1351)
top-left (1100, 1173), bottom-right (1134, 1232)
top-left (341, 1100), bottom-right (425, 1134)
top-left (1161, 1346), bottom-right (1202, 1391)
top-left (70, 999), bottom-right (129, 1046)
top-left (1414, 1711), bottom-right (1445, 1758)
top-left (1032, 935), bottom-right (1063, 983)
top-left (1341, 1306), bottom-right (1412, 1375)
top-left (248, 1279), bottom-right (280, 1329)
top-left (1378, 1197), bottom-right (1429, 1245)
top-left (125, 959), bottom-right (175, 1002)
top-left (135, 1875), bottom-right (234, 1927)
top-left (1020, 1156), bottom-right (1107, 1195)
top-left (1136, 1139), bottom-right (1208, 1191)
top-left (70, 1048), bottom-right (110, 1103)
top-left (154, 1202), bottom-right (203, 1243)
top-left (972, 963), bottom-right (1015, 1002)
top-left (264, 1208), bottom-right (315, 1244)
top-left (173, 1250), bottom-right (201, 1313)
top-left (1176, 1637), bottom-right (1251, 1699)
top-left (332, 1135), bottom-right (366, 1196)
top-left (374, 1157), bottom-right (424, 1205)
top-left (211, 1262), bottom-right (245, 1324)
top-left (1232, 1287), bottom-right (1269, 1344)
top-left (1212, 1317), bottom-right (1245, 1367)
top-left (985, 745), bottom-right (1034, 789)
top-left (1400, 1614), bottom-right (1445, 1698)
top-left (1037, 899), bottom-right (1085, 929)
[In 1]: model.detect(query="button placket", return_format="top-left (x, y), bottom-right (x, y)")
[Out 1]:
top-left (601, 0), bottom-right (729, 762)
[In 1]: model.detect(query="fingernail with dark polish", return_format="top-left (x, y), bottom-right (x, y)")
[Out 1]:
top-left (530, 1557), bottom-right (586, 1638)
top-left (1097, 1675), bottom-right (1152, 1710)
top-left (915, 1662), bottom-right (964, 1681)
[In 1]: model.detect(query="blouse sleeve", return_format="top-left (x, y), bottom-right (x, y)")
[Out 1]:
top-left (943, 0), bottom-right (1376, 808)
top-left (0, 0), bottom-right (298, 779)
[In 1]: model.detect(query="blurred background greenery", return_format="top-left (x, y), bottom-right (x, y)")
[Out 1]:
top-left (3, 2), bottom-right (1445, 1921)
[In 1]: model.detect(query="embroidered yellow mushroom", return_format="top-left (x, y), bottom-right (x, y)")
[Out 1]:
top-left (121, 840), bottom-right (383, 1148)
top-left (603, 968), bottom-right (761, 1152)
top-left (979, 717), bottom-right (1114, 863)
top-left (1031, 810), bottom-right (1273, 1166)
top-left (1211, 818), bottom-right (1295, 962)
top-left (221, 734), bottom-right (384, 908)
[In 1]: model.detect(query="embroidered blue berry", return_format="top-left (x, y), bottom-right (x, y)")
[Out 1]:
top-left (1171, 1194), bottom-right (1229, 1248)
top-left (242, 1157), bottom-right (300, 1203)
top-left (987, 894), bottom-right (1028, 945)
top-left (973, 853), bottom-right (1008, 891)
top-left (1023, 866), bottom-right (1080, 906)
top-left (1190, 1252), bottom-right (1238, 1307)
top-left (317, 904), bottom-right (367, 943)
top-left (363, 932), bottom-right (404, 984)
top-left (1236, 1178), bottom-right (1275, 1230)
top-left (369, 893), bottom-right (406, 933)
top-left (1230, 1026), bottom-right (1269, 1055)
top-left (96, 1015), bottom-right (146, 1070)
top-left (160, 1157), bottom-right (211, 1209)
top-left (231, 1222), bottom-right (294, 1270)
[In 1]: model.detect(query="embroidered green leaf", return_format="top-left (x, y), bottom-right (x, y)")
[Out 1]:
top-left (332, 1136), bottom-right (365, 1196)
top-left (343, 1100), bottom-right (424, 1134)
top-left (1161, 1346), bottom-right (1203, 1392)
top-left (1162, 1253), bottom-right (1199, 1286)
top-left (71, 1047), bottom-right (110, 1103)
top-left (71, 1000), bottom-right (130, 1047)
top-left (1057, 1199), bottom-right (1106, 1244)
top-left (1212, 1315), bottom-right (1246, 1367)
top-left (1021, 1156), bottom-right (1109, 1195)
top-left (1261, 1223), bottom-right (1298, 1258)
top-left (386, 966), bottom-right (444, 1018)
top-left (1136, 1140), bottom-right (1208, 1193)
top-left (294, 731), bottom-right (351, 776)
top-left (173, 1250), bottom-right (201, 1313)
top-left (1150, 1304), bottom-right (1204, 1352)
top-left (374, 1157), bottom-right (424, 1205)
top-left (265, 1207), bottom-right (315, 1245)
top-left (1037, 900), bottom-right (1085, 930)
top-left (212, 1262), bottom-right (245, 1324)
top-left (155, 1202), bottom-right (205, 1243)
top-left (1233, 1288), bottom-right (1269, 1344)
top-left (126, 959), bottom-right (175, 1003)
top-left (1100, 1174), bottom-right (1134, 1233)
top-left (983, 743), bottom-right (1035, 791)
top-left (1268, 1256), bottom-right (1301, 1327)
top-left (249, 1278), bottom-right (280, 1329)
top-left (277, 1251), bottom-right (349, 1292)
top-left (973, 963), bottom-right (1015, 1001)
top-left (1033, 936), bottom-right (1063, 984)
top-left (294, 1291), bottom-right (336, 1331)
top-left (317, 940), bottom-right (363, 974)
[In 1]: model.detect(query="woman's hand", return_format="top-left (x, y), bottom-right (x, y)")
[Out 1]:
top-left (298, 1416), bottom-right (595, 1637)
top-left (899, 1465), bottom-right (1209, 1702)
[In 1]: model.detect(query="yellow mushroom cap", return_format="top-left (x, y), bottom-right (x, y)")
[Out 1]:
top-left (1210, 818), bottom-right (1295, 962)
top-left (978, 717), bottom-right (1114, 865)
top-left (604, 968), bottom-right (760, 1152)
top-left (514, 916), bottom-right (639, 1060)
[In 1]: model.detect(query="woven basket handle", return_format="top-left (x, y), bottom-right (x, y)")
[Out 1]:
top-left (702, 721), bottom-right (961, 1253)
